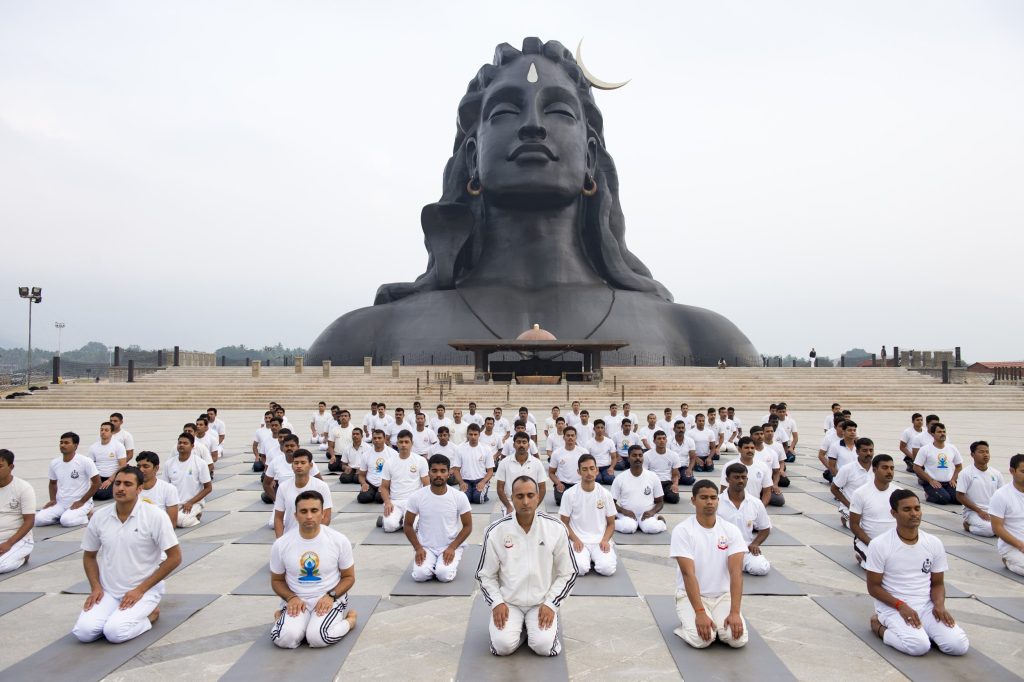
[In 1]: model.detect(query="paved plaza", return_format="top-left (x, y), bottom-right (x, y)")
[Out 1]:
top-left (1, 407), bottom-right (1022, 681)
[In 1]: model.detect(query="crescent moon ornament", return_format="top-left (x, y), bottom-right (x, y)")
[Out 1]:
top-left (575, 40), bottom-right (630, 90)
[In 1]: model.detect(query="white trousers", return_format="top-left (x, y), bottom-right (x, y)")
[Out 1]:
top-left (674, 591), bottom-right (748, 649)
top-left (0, 536), bottom-right (33, 573)
top-left (382, 500), bottom-right (409, 532)
top-left (962, 510), bottom-right (994, 537)
top-left (35, 501), bottom-right (93, 527)
top-left (743, 552), bottom-right (771, 576)
top-left (572, 542), bottom-right (617, 576)
top-left (271, 595), bottom-right (351, 648)
top-left (310, 435), bottom-right (326, 445)
top-left (72, 583), bottom-right (164, 643)
top-left (615, 511), bottom-right (666, 534)
top-left (876, 600), bottom-right (969, 656)
top-left (178, 502), bottom-right (204, 528)
top-left (489, 603), bottom-right (561, 656)
top-left (1000, 546), bottom-right (1024, 576)
top-left (720, 442), bottom-right (739, 455)
top-left (411, 546), bottom-right (463, 582)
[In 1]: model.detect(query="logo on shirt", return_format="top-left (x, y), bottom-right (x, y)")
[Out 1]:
top-left (643, 486), bottom-right (651, 495)
top-left (409, 464), bottom-right (418, 473)
top-left (717, 535), bottom-right (730, 550)
top-left (596, 499), bottom-right (605, 510)
top-left (8, 499), bottom-right (20, 510)
top-left (921, 558), bottom-right (932, 574)
top-left (70, 470), bottom-right (80, 479)
top-left (937, 454), bottom-right (949, 469)
top-left (503, 536), bottom-right (514, 549)
top-left (375, 458), bottom-right (385, 474)
top-left (298, 551), bottom-right (322, 582)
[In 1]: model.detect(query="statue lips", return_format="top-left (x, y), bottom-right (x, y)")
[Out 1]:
top-left (508, 142), bottom-right (558, 162)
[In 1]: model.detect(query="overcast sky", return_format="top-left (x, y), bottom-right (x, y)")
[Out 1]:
top-left (2, 1), bottom-right (1022, 360)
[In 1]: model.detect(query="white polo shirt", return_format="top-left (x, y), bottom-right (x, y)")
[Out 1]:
top-left (500, 439), bottom-right (539, 459)
top-left (717, 493), bottom-right (772, 545)
top-left (495, 456), bottom-right (547, 498)
top-left (827, 441), bottom-right (858, 471)
top-left (81, 499), bottom-right (179, 597)
top-left (833, 461), bottom-right (871, 503)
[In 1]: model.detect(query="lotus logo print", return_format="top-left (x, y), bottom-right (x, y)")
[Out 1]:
top-left (937, 453), bottom-right (949, 469)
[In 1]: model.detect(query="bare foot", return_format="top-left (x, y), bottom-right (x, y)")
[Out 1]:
top-left (657, 515), bottom-right (666, 522)
top-left (274, 609), bottom-right (283, 620)
top-left (148, 606), bottom-right (160, 624)
top-left (869, 614), bottom-right (885, 639)
top-left (962, 519), bottom-right (970, 533)
top-left (841, 517), bottom-right (848, 528)
top-left (345, 609), bottom-right (359, 627)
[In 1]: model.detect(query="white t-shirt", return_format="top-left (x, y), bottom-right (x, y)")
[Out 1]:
top-left (449, 421), bottom-right (469, 445)
top-left (850, 483), bottom-right (897, 540)
top-left (329, 423), bottom-right (354, 451)
top-left (255, 427), bottom-right (276, 455)
top-left (0, 477), bottom-right (35, 540)
top-left (312, 411), bottom-right (334, 435)
top-left (643, 449), bottom-right (681, 482)
top-left (361, 447), bottom-right (398, 487)
top-left (575, 423), bottom-right (594, 443)
top-left (558, 484), bottom-right (615, 544)
top-left (668, 435), bottom-right (696, 460)
top-left (656, 419), bottom-right (676, 436)
top-left (613, 431), bottom-right (642, 459)
top-left (564, 412), bottom-right (583, 428)
top-left (88, 439), bottom-right (127, 477)
top-left (429, 416), bottom-right (454, 434)
top-left (479, 431), bottom-right (501, 453)
top-left (914, 443), bottom-right (963, 483)
top-left (495, 456), bottom-right (547, 498)
top-left (192, 441), bottom-right (214, 467)
top-left (988, 483), bottom-right (1024, 554)
top-left (112, 429), bottom-right (135, 452)
top-left (825, 413), bottom-right (838, 432)
top-left (864, 528), bottom-right (949, 605)
top-left (160, 453), bottom-right (212, 502)
top-left (411, 427), bottom-right (438, 456)
top-left (464, 412), bottom-right (485, 427)
top-left (833, 462), bottom-right (871, 502)
top-left (719, 458), bottom-right (772, 497)
top-left (550, 447), bottom-right (588, 484)
top-left (638, 426), bottom-right (659, 448)
top-left (909, 430), bottom-right (933, 452)
top-left (717, 493), bottom-right (771, 545)
top-left (269, 526), bottom-right (354, 601)
top-left (48, 454), bottom-right (100, 506)
top-left (753, 445), bottom-right (781, 472)
top-left (900, 426), bottom-right (924, 447)
top-left (955, 466), bottom-right (1004, 512)
top-left (196, 430), bottom-right (218, 457)
top-left (341, 443), bottom-right (372, 469)
top-left (429, 441), bottom-right (457, 463)
top-left (610, 469), bottom-right (663, 513)
top-left (266, 456), bottom-right (321, 485)
top-left (827, 441), bottom-right (858, 471)
top-left (545, 432), bottom-right (565, 455)
top-left (386, 419), bottom-right (416, 446)
top-left (406, 485), bottom-right (471, 552)
top-left (820, 431), bottom-right (840, 453)
top-left (688, 427), bottom-right (716, 457)
top-left (500, 439), bottom-right (538, 459)
top-left (81, 499), bottom-right (179, 597)
top-left (453, 443), bottom-right (495, 481)
top-left (603, 414), bottom-right (624, 433)
top-left (587, 437), bottom-right (616, 468)
top-left (209, 417), bottom-right (226, 440)
top-left (139, 479), bottom-right (180, 511)
top-left (382, 454), bottom-right (427, 501)
top-left (274, 477), bottom-right (333, 533)
top-left (492, 417), bottom-right (511, 438)
top-left (766, 441), bottom-right (786, 465)
top-left (670, 516), bottom-right (746, 596)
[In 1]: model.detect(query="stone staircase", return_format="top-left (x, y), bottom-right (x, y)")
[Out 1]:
top-left (3, 365), bottom-right (1022, 411)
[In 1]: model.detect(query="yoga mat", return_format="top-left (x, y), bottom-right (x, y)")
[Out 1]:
top-left (239, 500), bottom-right (276, 513)
top-left (361, 525), bottom-right (414, 546)
top-left (0, 592), bottom-right (44, 617)
top-left (570, 564), bottom-right (637, 597)
top-left (231, 564), bottom-right (273, 595)
top-left (614, 530), bottom-right (670, 545)
top-left (646, 594), bottom-right (796, 681)
top-left (330, 480), bottom-right (362, 492)
top-left (0, 593), bottom-right (218, 682)
top-left (238, 479), bottom-right (265, 491)
top-left (0, 541), bottom-right (80, 582)
top-left (806, 513), bottom-right (853, 537)
top-left (32, 523), bottom-right (82, 540)
top-left (63, 543), bottom-right (222, 594)
top-left (946, 545), bottom-right (1024, 585)
top-left (976, 596), bottom-right (1024, 623)
top-left (811, 545), bottom-right (969, 598)
top-left (761, 528), bottom-right (803, 546)
top-left (205, 487), bottom-right (235, 502)
top-left (921, 513), bottom-right (997, 546)
top-left (337, 501), bottom-right (384, 514)
top-left (675, 499), bottom-right (802, 516)
top-left (455, 596), bottom-right (568, 681)
top-left (174, 510), bottom-right (230, 537)
top-left (389, 545), bottom-right (483, 597)
top-left (219, 595), bottom-right (380, 682)
top-left (804, 490), bottom-right (838, 504)
top-left (813, 595), bottom-right (1018, 682)
top-left (742, 568), bottom-right (806, 596)
top-left (233, 526), bottom-right (277, 545)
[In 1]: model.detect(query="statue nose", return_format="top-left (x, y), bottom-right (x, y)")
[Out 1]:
top-left (518, 123), bottom-right (546, 141)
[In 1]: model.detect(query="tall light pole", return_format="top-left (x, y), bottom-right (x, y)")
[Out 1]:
top-left (18, 287), bottom-right (42, 389)
top-left (55, 322), bottom-right (65, 357)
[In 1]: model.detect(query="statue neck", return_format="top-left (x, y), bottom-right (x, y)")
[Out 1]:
top-left (461, 201), bottom-right (605, 289)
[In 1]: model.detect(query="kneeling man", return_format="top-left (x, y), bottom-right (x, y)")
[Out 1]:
top-left (612, 446), bottom-right (667, 534)
top-left (717, 463), bottom-right (772, 575)
top-left (73, 466), bottom-right (182, 643)
top-left (477, 476), bottom-right (577, 656)
top-left (671, 480), bottom-right (748, 649)
top-left (866, 489), bottom-right (969, 656)
top-left (559, 454), bottom-right (617, 576)
top-left (270, 490), bottom-right (358, 648)
top-left (380, 432), bottom-right (428, 532)
top-left (405, 454), bottom-right (473, 582)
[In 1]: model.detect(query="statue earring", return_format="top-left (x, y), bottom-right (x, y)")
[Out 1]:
top-left (466, 175), bottom-right (482, 196)
top-left (582, 173), bottom-right (597, 197)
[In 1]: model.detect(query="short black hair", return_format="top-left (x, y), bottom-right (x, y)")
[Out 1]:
top-left (871, 454), bottom-right (893, 469)
top-left (282, 434), bottom-right (300, 446)
top-left (0, 449), bottom-right (13, 466)
top-left (428, 454), bottom-right (450, 469)
top-left (178, 432), bottom-right (195, 445)
top-left (725, 462), bottom-right (747, 478)
top-left (889, 488), bottom-right (919, 511)
top-left (855, 437), bottom-right (873, 452)
top-left (1009, 454), bottom-right (1024, 470)
top-left (295, 490), bottom-right (324, 509)
top-left (291, 449), bottom-right (313, 462)
top-left (136, 451), bottom-right (159, 466)
top-left (692, 479), bottom-right (718, 497)
top-left (577, 454), bottom-right (596, 468)
top-left (114, 465), bottom-right (144, 486)
top-left (511, 475), bottom-right (539, 493)
top-left (969, 440), bottom-right (988, 454)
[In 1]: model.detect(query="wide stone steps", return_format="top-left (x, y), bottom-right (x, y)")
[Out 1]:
top-left (4, 366), bottom-right (1021, 411)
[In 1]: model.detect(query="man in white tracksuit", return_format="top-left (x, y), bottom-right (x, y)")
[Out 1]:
top-left (477, 476), bottom-right (577, 656)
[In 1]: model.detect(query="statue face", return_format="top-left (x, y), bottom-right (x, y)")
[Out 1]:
top-left (472, 57), bottom-right (593, 208)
